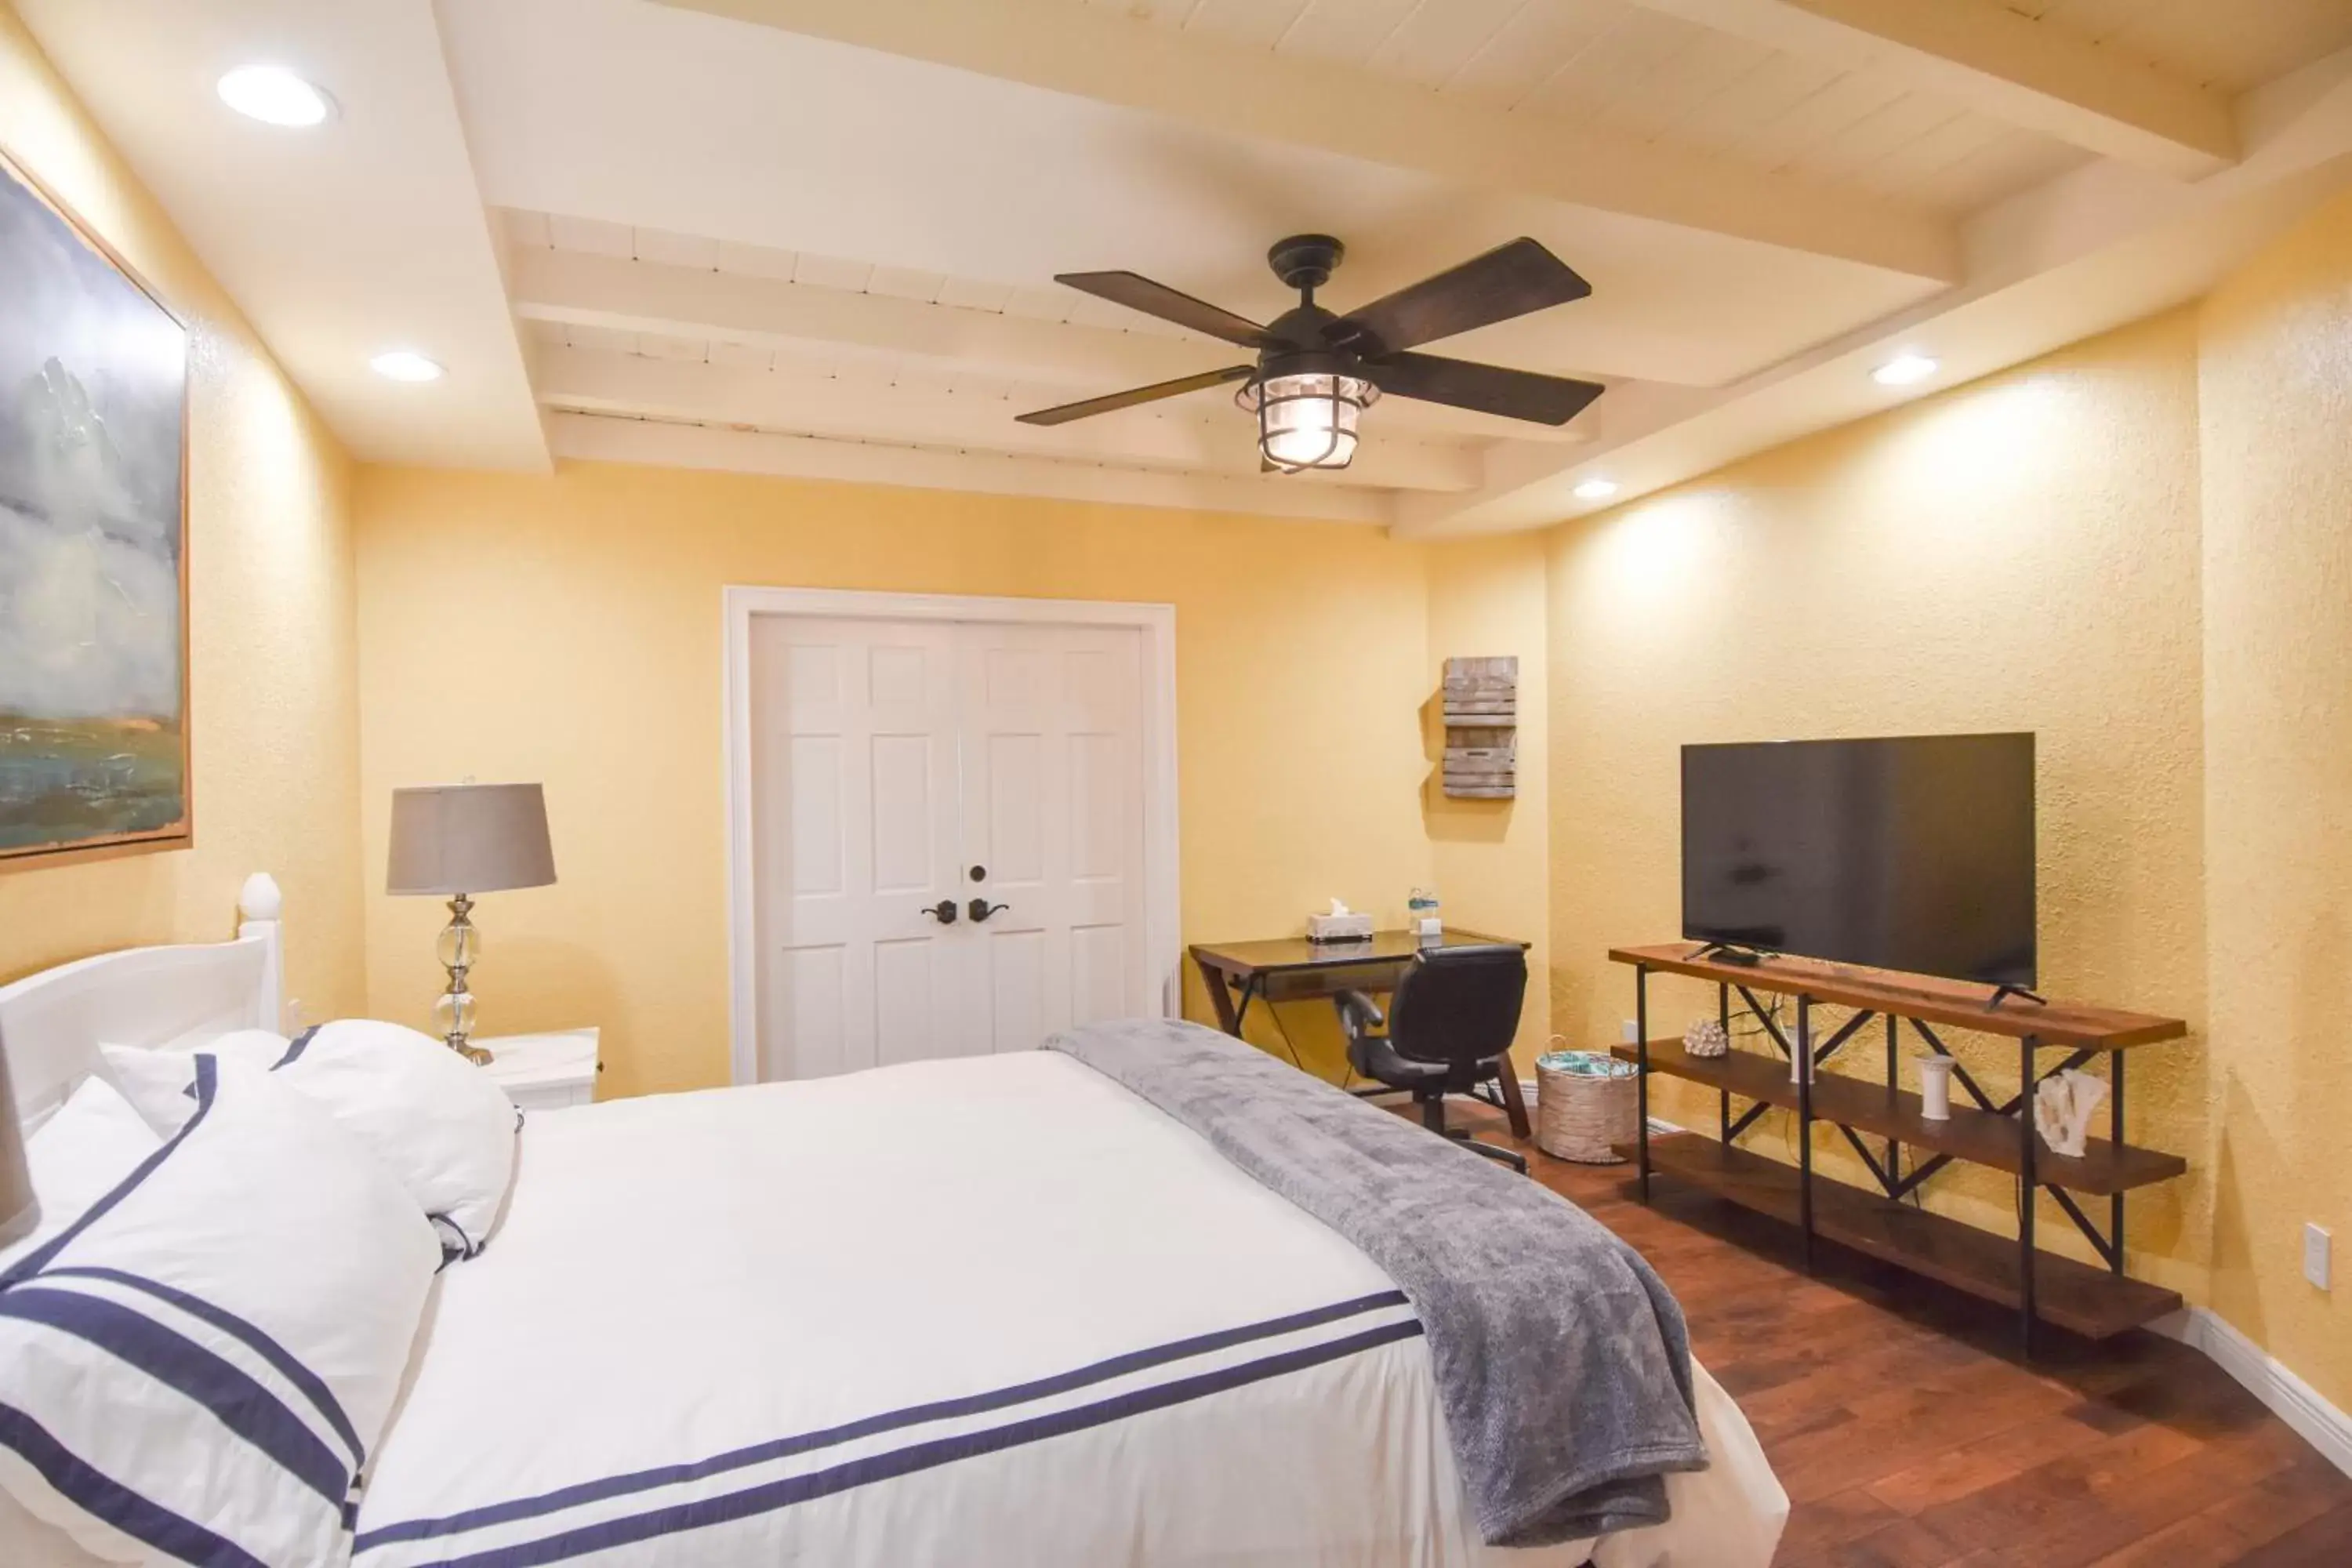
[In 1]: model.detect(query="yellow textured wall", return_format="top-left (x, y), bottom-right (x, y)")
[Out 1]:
top-left (2197, 189), bottom-right (2352, 1410)
top-left (1544, 310), bottom-right (2212, 1294)
top-left (1426, 534), bottom-right (1552, 1061)
top-left (0, 8), bottom-right (364, 1016)
top-left (353, 461), bottom-right (1465, 1096)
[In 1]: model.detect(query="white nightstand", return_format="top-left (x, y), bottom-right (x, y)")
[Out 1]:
top-left (474, 1028), bottom-right (601, 1112)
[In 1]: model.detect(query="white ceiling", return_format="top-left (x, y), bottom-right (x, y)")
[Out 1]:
top-left (16, 0), bottom-right (2352, 529)
top-left (1093, 0), bottom-right (2094, 216)
top-left (13, 0), bottom-right (544, 471)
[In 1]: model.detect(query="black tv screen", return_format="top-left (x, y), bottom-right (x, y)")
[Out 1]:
top-left (1681, 733), bottom-right (2036, 988)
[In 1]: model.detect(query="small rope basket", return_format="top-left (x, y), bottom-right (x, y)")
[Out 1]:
top-left (1534, 1047), bottom-right (1639, 1163)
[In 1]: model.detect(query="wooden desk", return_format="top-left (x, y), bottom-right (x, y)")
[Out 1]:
top-left (1188, 929), bottom-right (1533, 1137)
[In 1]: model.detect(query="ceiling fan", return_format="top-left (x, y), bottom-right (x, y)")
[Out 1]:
top-left (1016, 234), bottom-right (1603, 474)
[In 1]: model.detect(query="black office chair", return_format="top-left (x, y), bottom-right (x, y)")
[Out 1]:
top-left (1338, 944), bottom-right (1530, 1174)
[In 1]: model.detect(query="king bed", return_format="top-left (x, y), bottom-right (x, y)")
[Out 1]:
top-left (0, 880), bottom-right (1785, 1566)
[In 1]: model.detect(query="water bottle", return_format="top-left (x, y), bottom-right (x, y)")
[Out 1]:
top-left (1406, 887), bottom-right (1442, 947)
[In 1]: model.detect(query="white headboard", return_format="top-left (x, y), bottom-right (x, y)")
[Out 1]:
top-left (1, 873), bottom-right (285, 1131)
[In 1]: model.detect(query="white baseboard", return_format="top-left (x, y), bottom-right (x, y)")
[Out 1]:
top-left (2150, 1308), bottom-right (2352, 1478)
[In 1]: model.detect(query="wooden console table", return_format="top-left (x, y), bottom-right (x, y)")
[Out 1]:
top-left (1608, 944), bottom-right (2188, 1353)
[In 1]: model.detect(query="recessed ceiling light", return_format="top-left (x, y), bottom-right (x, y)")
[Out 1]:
top-left (216, 65), bottom-right (334, 129)
top-left (370, 350), bottom-right (444, 383)
top-left (1573, 477), bottom-right (1619, 500)
top-left (1872, 353), bottom-right (1939, 387)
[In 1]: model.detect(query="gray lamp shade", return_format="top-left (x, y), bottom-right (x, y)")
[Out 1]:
top-left (387, 783), bottom-right (557, 896)
top-left (0, 1041), bottom-right (36, 1248)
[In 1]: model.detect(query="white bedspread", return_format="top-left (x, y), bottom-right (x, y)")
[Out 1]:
top-left (357, 1053), bottom-right (1784, 1567)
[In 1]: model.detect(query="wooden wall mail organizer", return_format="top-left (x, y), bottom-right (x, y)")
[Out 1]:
top-left (1442, 656), bottom-right (1516, 798)
top-left (1607, 945), bottom-right (2189, 1356)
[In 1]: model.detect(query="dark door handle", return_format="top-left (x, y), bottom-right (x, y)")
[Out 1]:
top-left (967, 898), bottom-right (1010, 923)
top-left (922, 901), bottom-right (959, 924)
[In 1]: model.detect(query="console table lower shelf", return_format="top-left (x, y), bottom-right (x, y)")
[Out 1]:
top-left (1619, 1133), bottom-right (2183, 1340)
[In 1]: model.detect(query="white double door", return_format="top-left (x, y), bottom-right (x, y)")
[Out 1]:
top-left (750, 614), bottom-right (1149, 1080)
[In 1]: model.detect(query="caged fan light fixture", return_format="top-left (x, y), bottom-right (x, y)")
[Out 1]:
top-left (1236, 363), bottom-right (1379, 472)
top-left (1018, 234), bottom-right (1606, 474)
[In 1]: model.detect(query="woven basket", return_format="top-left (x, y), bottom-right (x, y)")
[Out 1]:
top-left (1534, 1049), bottom-right (1639, 1163)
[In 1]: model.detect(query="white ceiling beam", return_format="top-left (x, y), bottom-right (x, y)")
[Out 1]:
top-left (655, 0), bottom-right (1960, 282)
top-left (510, 246), bottom-right (1221, 389)
top-left (1393, 129), bottom-right (2352, 538)
top-left (530, 344), bottom-right (1480, 492)
top-left (546, 412), bottom-right (1389, 524)
top-left (507, 245), bottom-right (1597, 445)
top-left (1628, 0), bottom-right (2235, 179)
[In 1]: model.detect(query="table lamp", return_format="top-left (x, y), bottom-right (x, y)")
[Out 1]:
top-left (387, 782), bottom-right (557, 1065)
top-left (0, 1041), bottom-right (37, 1248)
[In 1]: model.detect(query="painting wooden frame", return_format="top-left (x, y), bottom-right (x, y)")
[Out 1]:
top-left (0, 142), bottom-right (192, 868)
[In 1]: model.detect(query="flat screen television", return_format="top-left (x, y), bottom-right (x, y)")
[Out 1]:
top-left (1681, 732), bottom-right (2036, 989)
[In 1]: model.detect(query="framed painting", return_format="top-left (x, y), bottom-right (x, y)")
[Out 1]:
top-left (0, 147), bottom-right (190, 865)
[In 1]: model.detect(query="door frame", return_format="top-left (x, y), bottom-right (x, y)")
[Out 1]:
top-left (723, 585), bottom-right (1181, 1086)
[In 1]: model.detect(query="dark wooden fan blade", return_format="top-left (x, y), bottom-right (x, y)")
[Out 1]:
top-left (1369, 352), bottom-right (1603, 426)
top-left (1054, 270), bottom-right (1282, 349)
top-left (1016, 365), bottom-right (1254, 426)
top-left (1332, 238), bottom-right (1591, 354)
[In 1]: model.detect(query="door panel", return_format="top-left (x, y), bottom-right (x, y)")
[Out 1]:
top-left (958, 622), bottom-right (1145, 1054)
top-left (751, 617), bottom-right (964, 1080)
top-left (1068, 732), bottom-right (1122, 883)
top-left (784, 735), bottom-right (844, 895)
top-left (868, 733), bottom-right (939, 895)
top-left (1069, 922), bottom-right (1127, 1029)
top-left (765, 945), bottom-right (845, 1081)
top-left (985, 927), bottom-right (1046, 1054)
top-left (753, 613), bottom-right (1149, 1079)
top-left (985, 732), bottom-right (1045, 884)
top-left (873, 937), bottom-right (942, 1067)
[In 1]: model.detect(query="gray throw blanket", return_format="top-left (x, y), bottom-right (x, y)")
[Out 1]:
top-left (1046, 1018), bottom-right (1708, 1548)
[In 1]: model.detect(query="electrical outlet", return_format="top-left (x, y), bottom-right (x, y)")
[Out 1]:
top-left (2306, 1224), bottom-right (2332, 1291)
top-left (1622, 1018), bottom-right (1640, 1044)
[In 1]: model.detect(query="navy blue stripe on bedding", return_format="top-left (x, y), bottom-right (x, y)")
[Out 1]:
top-left (38, 1265), bottom-right (365, 1469)
top-left (431, 1213), bottom-right (480, 1268)
top-left (0, 1057), bottom-right (220, 1290)
top-left (417, 1317), bottom-right (1425, 1568)
top-left (0, 1401), bottom-right (269, 1568)
top-left (0, 1287), bottom-right (350, 1507)
top-left (354, 1287), bottom-right (1411, 1551)
top-left (274, 1026), bottom-right (322, 1069)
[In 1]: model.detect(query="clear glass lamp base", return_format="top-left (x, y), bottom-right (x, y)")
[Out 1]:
top-left (436, 895), bottom-right (492, 1065)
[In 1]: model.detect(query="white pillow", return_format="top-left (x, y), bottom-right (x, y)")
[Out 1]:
top-left (284, 1020), bottom-right (520, 1261)
top-left (100, 1031), bottom-right (285, 1138)
top-left (103, 1018), bottom-right (519, 1263)
top-left (0, 1054), bottom-right (440, 1567)
top-left (0, 1078), bottom-right (160, 1277)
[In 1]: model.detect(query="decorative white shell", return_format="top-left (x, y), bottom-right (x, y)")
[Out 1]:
top-left (2034, 1068), bottom-right (2107, 1158)
top-left (1682, 1018), bottom-right (1730, 1058)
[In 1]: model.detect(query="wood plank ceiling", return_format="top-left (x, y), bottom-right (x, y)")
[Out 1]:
top-left (25, 0), bottom-right (2352, 525)
top-left (483, 0), bottom-right (2352, 525)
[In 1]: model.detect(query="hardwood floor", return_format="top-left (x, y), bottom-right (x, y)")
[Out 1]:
top-left (1446, 1106), bottom-right (2352, 1566)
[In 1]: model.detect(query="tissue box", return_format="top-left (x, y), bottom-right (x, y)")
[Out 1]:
top-left (1308, 912), bottom-right (1374, 944)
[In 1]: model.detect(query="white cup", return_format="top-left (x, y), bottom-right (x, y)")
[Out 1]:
top-left (1918, 1055), bottom-right (1956, 1120)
